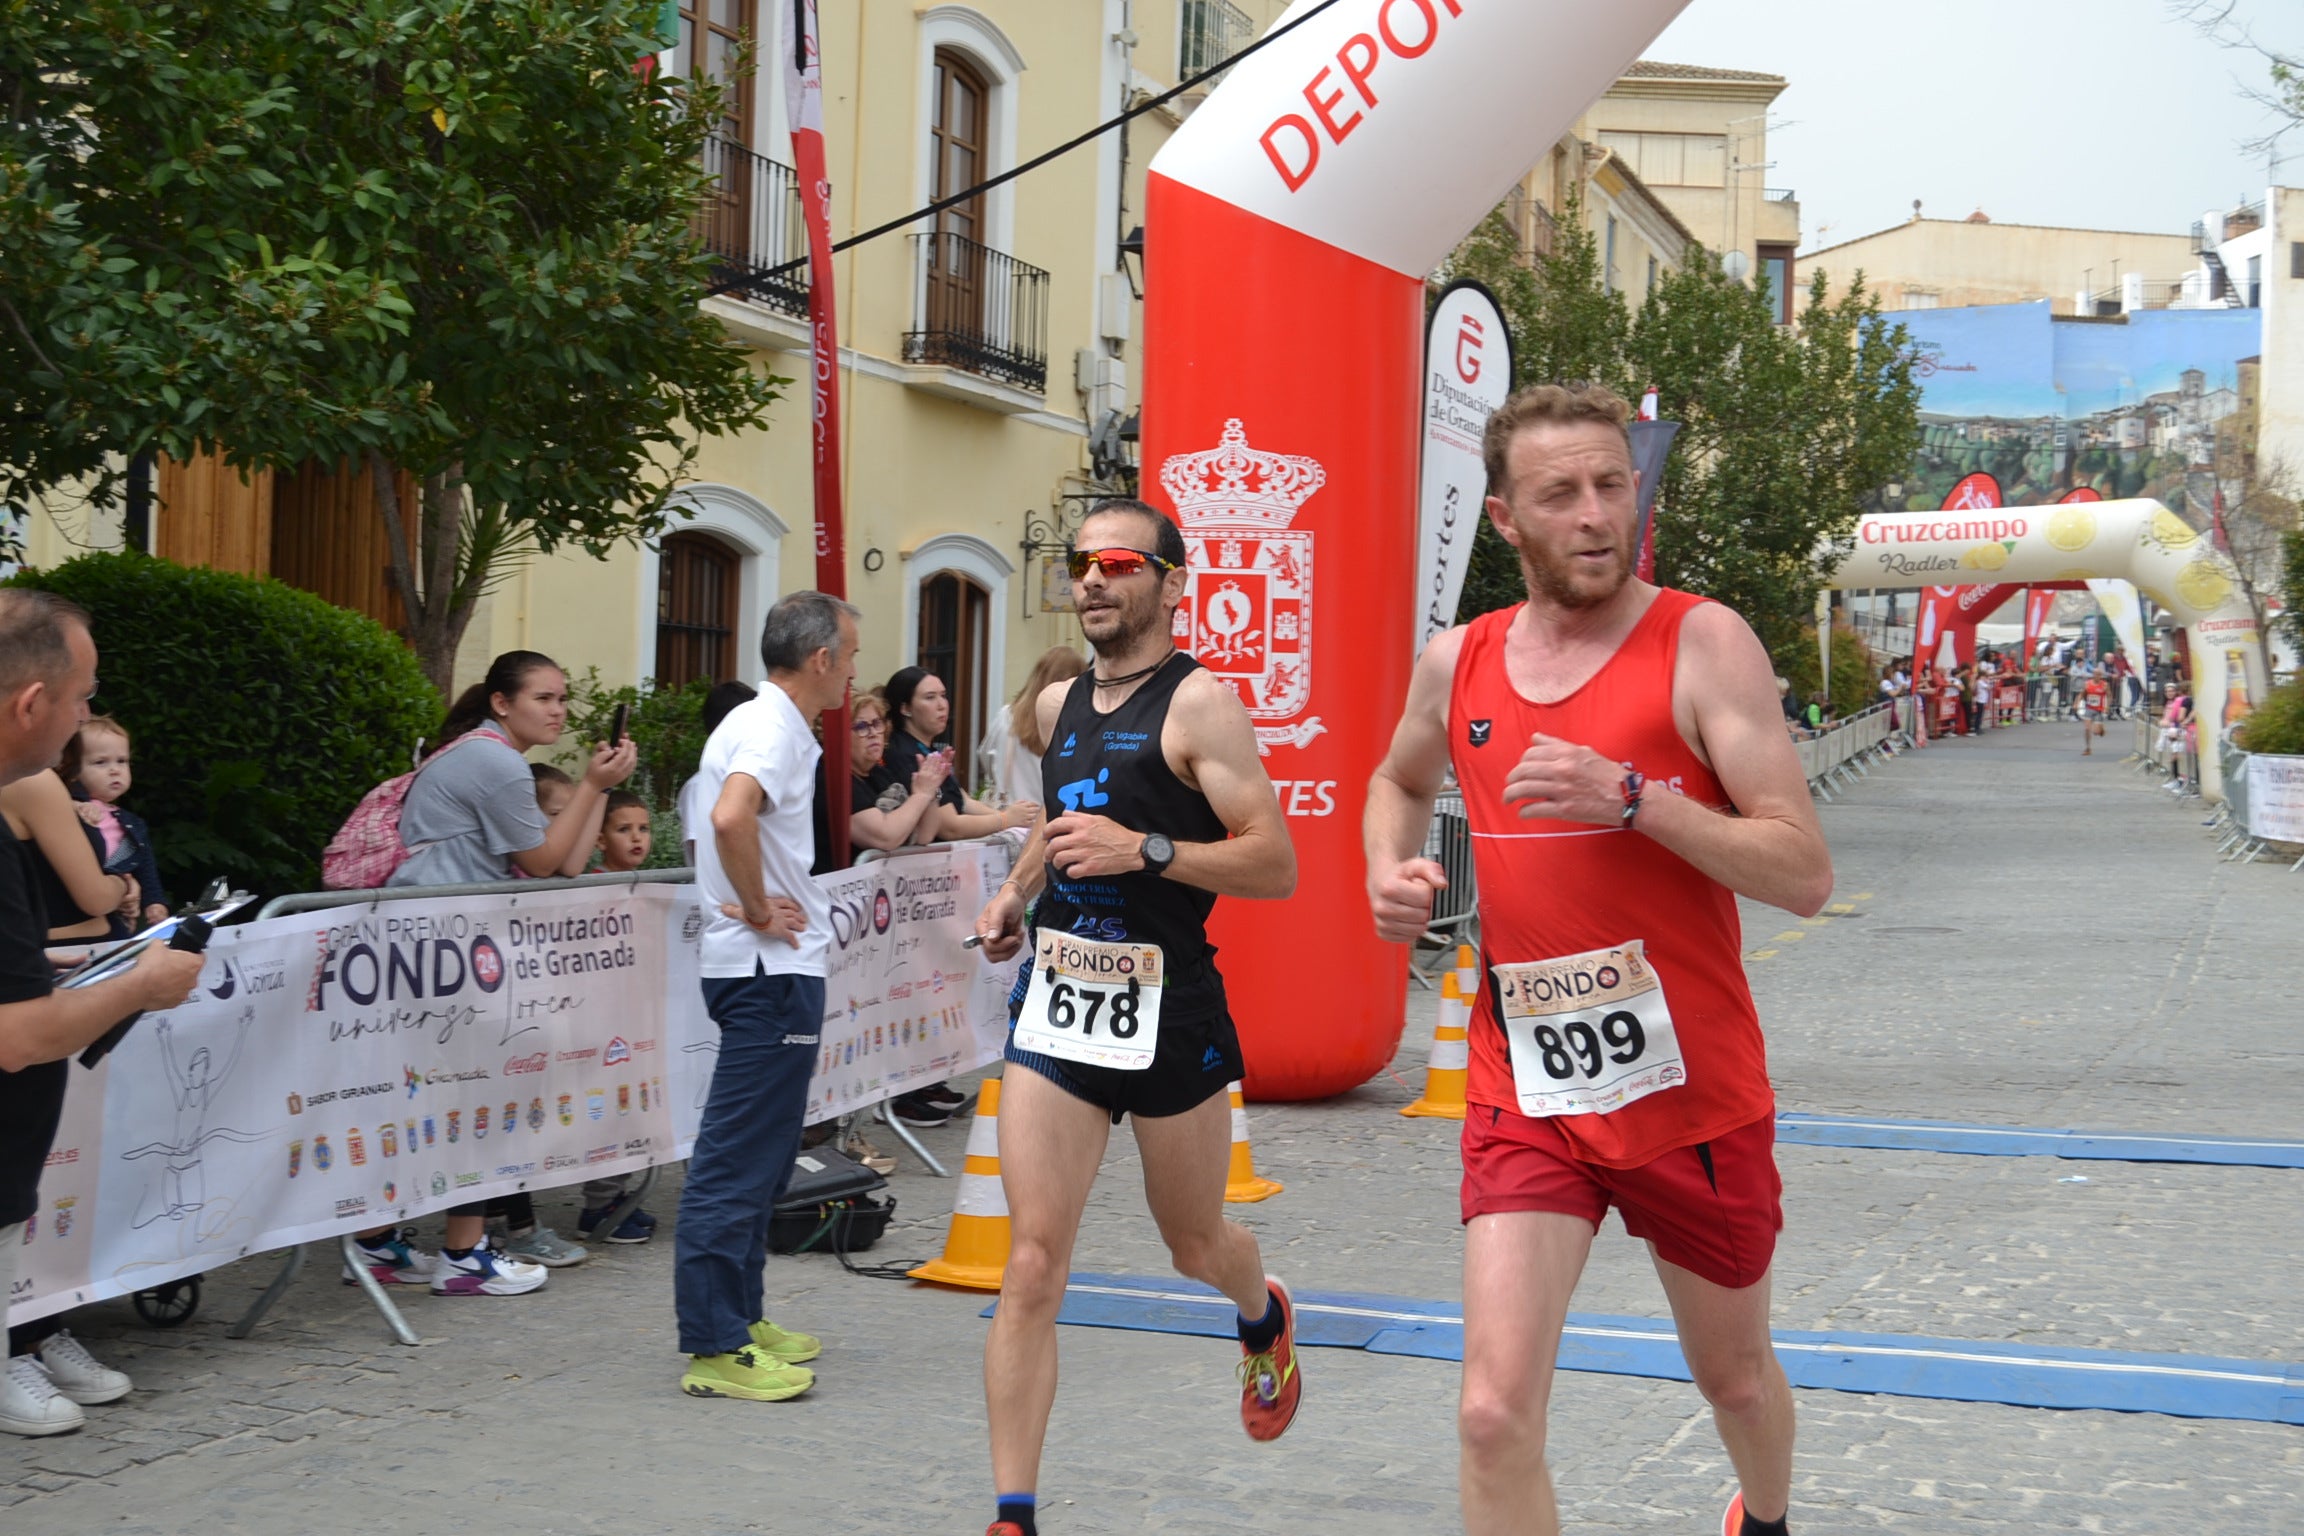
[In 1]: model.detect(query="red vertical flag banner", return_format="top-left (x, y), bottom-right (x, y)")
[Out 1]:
top-left (781, 0), bottom-right (847, 860)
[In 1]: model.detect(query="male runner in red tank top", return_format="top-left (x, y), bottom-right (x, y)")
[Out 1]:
top-left (1364, 384), bottom-right (1833, 1536)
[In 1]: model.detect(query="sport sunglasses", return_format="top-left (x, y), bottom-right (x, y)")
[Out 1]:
top-left (1066, 546), bottom-right (1179, 580)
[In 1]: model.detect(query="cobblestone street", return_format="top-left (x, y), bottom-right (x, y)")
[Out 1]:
top-left (4, 722), bottom-right (2298, 1533)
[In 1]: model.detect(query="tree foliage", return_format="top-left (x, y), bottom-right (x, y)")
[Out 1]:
top-left (2, 1), bottom-right (782, 689)
top-left (1436, 198), bottom-right (1922, 663)
top-left (1634, 261), bottom-right (1923, 660)
top-left (6, 553), bottom-right (440, 898)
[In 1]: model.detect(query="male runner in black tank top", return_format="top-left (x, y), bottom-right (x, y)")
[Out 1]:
top-left (971, 500), bottom-right (1302, 1536)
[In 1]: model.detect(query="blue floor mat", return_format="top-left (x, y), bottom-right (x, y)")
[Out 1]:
top-left (995, 1274), bottom-right (2304, 1426)
top-left (1773, 1112), bottom-right (2304, 1169)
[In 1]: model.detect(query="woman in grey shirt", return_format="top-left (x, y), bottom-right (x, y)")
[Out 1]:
top-left (349, 650), bottom-right (636, 1297)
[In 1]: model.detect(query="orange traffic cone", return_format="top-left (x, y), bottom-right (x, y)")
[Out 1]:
top-left (1222, 1080), bottom-right (1283, 1203)
top-left (1401, 949), bottom-right (1473, 1120)
top-left (908, 1077), bottom-right (1010, 1290)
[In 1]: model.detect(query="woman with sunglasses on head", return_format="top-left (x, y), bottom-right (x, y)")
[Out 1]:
top-left (883, 667), bottom-right (1040, 843)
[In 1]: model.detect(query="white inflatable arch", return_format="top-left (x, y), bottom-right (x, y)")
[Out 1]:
top-left (1824, 499), bottom-right (2264, 798)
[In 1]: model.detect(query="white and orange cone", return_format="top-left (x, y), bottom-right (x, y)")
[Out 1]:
top-left (1401, 946), bottom-right (1475, 1120)
top-left (1221, 1081), bottom-right (1283, 1203)
top-left (908, 1076), bottom-right (1010, 1290)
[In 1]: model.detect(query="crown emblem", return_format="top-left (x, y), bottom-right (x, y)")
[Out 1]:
top-left (1160, 419), bottom-right (1325, 532)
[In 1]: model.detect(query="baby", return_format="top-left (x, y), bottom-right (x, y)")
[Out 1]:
top-left (67, 717), bottom-right (169, 931)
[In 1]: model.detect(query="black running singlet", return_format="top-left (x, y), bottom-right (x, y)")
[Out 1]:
top-left (1033, 651), bottom-right (1230, 1017)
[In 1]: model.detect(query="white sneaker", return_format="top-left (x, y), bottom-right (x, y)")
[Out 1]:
top-left (33, 1330), bottom-right (132, 1405)
top-left (0, 1355), bottom-right (85, 1437)
top-left (345, 1228), bottom-right (441, 1286)
top-left (430, 1237), bottom-right (549, 1297)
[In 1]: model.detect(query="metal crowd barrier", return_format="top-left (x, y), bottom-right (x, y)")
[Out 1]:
top-left (1798, 703), bottom-right (1897, 801)
top-left (232, 842), bottom-right (1024, 1344)
top-left (232, 869), bottom-right (693, 1346)
top-left (2200, 747), bottom-right (2304, 870)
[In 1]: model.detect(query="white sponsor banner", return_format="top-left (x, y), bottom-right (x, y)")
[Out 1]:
top-left (2246, 755), bottom-right (2304, 843)
top-left (12, 844), bottom-right (1014, 1326)
top-left (1416, 280), bottom-right (1513, 655)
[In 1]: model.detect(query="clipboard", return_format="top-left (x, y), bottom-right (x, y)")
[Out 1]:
top-left (59, 893), bottom-right (256, 991)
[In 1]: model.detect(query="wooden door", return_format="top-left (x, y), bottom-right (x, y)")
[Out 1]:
top-left (926, 48), bottom-right (990, 346)
top-left (683, 0), bottom-right (757, 255)
top-left (156, 451), bottom-right (274, 576)
top-left (269, 458), bottom-right (412, 631)
top-left (657, 531), bottom-right (740, 686)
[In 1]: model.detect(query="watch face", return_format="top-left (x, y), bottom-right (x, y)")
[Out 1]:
top-left (1144, 834), bottom-right (1175, 868)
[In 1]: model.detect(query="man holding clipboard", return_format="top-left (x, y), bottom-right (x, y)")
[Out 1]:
top-left (0, 593), bottom-right (203, 1438)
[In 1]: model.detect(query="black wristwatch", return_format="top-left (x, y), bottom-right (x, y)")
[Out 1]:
top-left (1140, 832), bottom-right (1176, 876)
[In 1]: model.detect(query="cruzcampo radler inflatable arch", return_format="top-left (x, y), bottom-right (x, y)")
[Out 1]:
top-left (1824, 500), bottom-right (2265, 798)
top-left (1141, 0), bottom-right (1691, 1100)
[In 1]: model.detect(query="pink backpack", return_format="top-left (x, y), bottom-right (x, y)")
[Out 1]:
top-left (320, 732), bottom-right (498, 890)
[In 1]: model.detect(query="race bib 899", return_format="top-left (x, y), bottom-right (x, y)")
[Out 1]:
top-left (1493, 939), bottom-right (1685, 1117)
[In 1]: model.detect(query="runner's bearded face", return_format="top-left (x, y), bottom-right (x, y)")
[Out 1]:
top-left (1073, 516), bottom-right (1178, 654)
top-left (1491, 425), bottom-right (1639, 611)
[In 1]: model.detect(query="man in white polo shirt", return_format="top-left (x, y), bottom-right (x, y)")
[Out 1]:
top-left (675, 590), bottom-right (858, 1403)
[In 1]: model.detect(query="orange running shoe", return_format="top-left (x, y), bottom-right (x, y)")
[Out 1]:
top-left (1720, 1491), bottom-right (1744, 1535)
top-left (1236, 1276), bottom-right (1301, 1442)
top-left (985, 1525), bottom-right (1029, 1536)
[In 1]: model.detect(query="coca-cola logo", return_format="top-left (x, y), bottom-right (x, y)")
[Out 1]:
top-left (504, 1053), bottom-right (548, 1075)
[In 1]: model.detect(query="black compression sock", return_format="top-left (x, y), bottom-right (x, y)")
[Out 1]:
top-left (995, 1494), bottom-right (1037, 1534)
top-left (1741, 1510), bottom-right (1789, 1536)
top-left (1237, 1289), bottom-right (1283, 1353)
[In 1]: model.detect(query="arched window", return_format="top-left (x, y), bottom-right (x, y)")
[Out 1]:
top-left (657, 531), bottom-right (741, 687)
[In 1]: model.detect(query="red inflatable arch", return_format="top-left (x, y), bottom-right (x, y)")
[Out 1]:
top-left (1140, 0), bottom-right (1692, 1099)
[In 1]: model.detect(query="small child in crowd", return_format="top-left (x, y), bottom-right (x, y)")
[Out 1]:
top-left (65, 717), bottom-right (169, 934)
top-left (576, 788), bottom-right (661, 1244)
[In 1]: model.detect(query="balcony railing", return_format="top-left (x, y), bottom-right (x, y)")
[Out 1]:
top-left (1181, 0), bottom-right (1255, 78)
top-left (904, 231), bottom-right (1050, 394)
top-left (1763, 186), bottom-right (1797, 203)
top-left (696, 134), bottom-right (808, 316)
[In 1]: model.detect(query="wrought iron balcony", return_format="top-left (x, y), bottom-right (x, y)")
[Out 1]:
top-left (904, 231), bottom-right (1050, 394)
top-left (1763, 186), bottom-right (1797, 203)
top-left (696, 134), bottom-right (808, 316)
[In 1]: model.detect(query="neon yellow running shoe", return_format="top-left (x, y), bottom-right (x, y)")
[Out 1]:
top-left (748, 1318), bottom-right (823, 1364)
top-left (681, 1346), bottom-right (814, 1402)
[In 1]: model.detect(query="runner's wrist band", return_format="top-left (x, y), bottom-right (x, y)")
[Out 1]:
top-left (1620, 771), bottom-right (1645, 829)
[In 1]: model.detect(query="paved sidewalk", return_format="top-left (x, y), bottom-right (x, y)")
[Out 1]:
top-left (3, 722), bottom-right (2297, 1532)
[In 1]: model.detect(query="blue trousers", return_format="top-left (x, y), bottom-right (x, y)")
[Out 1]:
top-left (674, 968), bottom-right (823, 1356)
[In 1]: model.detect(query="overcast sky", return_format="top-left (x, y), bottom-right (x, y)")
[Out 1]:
top-left (1646, 0), bottom-right (2302, 254)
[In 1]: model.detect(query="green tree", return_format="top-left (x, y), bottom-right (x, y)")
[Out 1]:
top-left (1630, 261), bottom-right (1922, 660)
top-left (2, 1), bottom-right (781, 691)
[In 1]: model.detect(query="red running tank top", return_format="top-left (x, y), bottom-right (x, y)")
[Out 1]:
top-left (1447, 589), bottom-right (1772, 1168)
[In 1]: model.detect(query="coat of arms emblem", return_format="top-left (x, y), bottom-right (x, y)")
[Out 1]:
top-left (1160, 419), bottom-right (1326, 754)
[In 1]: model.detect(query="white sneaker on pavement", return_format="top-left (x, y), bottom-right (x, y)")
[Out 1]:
top-left (1, 1355), bottom-right (86, 1437)
top-left (430, 1237), bottom-right (550, 1296)
top-left (33, 1330), bottom-right (132, 1405)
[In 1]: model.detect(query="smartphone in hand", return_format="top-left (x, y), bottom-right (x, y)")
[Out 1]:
top-left (610, 702), bottom-right (630, 745)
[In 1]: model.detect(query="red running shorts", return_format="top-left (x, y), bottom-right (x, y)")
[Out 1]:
top-left (1459, 1106), bottom-right (1782, 1289)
